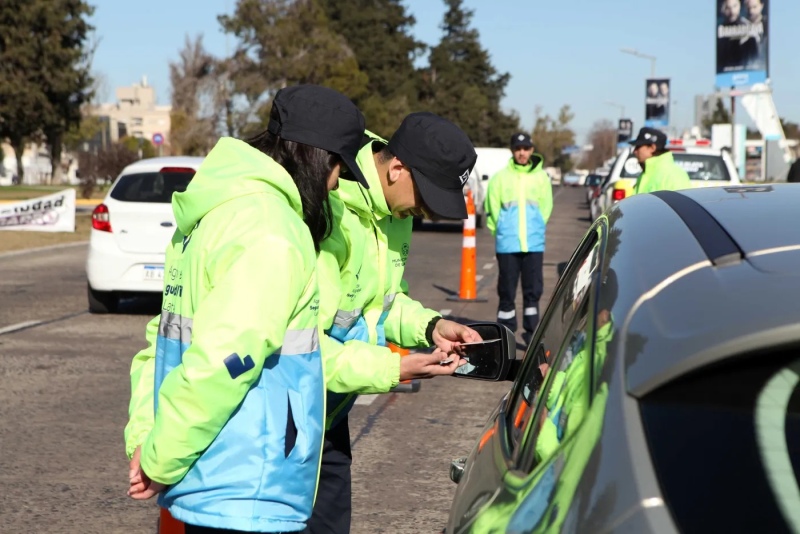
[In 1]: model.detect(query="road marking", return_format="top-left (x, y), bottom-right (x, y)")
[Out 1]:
top-left (0, 240), bottom-right (88, 260)
top-left (483, 263), bottom-right (494, 270)
top-left (354, 395), bottom-right (378, 406)
top-left (0, 320), bottom-right (43, 335)
top-left (439, 309), bottom-right (452, 316)
top-left (476, 274), bottom-right (484, 282)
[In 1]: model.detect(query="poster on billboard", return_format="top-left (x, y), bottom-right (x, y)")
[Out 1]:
top-left (0, 189), bottom-right (76, 232)
top-left (644, 79), bottom-right (670, 128)
top-left (716, 0), bottom-right (768, 87)
top-left (617, 119), bottom-right (634, 144)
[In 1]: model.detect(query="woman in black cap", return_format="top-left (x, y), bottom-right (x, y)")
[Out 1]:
top-left (125, 84), bottom-right (368, 533)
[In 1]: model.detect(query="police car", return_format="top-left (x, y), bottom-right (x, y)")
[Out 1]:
top-left (85, 157), bottom-right (203, 313)
top-left (590, 139), bottom-right (741, 221)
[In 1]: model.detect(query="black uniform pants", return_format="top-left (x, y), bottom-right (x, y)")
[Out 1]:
top-left (496, 252), bottom-right (543, 335)
top-left (303, 417), bottom-right (353, 534)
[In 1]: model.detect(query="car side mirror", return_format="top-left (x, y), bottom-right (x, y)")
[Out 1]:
top-left (557, 261), bottom-right (568, 278)
top-left (452, 322), bottom-right (516, 381)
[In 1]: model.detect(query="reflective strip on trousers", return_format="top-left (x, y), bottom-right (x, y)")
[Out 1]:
top-left (497, 310), bottom-right (516, 320)
top-left (276, 328), bottom-right (319, 355)
top-left (158, 312), bottom-right (193, 344)
top-left (332, 308), bottom-right (362, 329)
top-left (524, 307), bottom-right (538, 316)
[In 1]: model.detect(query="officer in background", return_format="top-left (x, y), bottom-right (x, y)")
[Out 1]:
top-left (485, 132), bottom-right (553, 346)
top-left (629, 127), bottom-right (691, 195)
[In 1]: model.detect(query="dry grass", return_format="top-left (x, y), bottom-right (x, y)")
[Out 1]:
top-left (0, 213), bottom-right (92, 253)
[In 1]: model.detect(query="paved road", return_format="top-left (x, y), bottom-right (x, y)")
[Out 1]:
top-left (0, 187), bottom-right (590, 533)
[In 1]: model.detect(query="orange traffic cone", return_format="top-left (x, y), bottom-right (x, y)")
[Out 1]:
top-left (159, 508), bottom-right (185, 534)
top-left (387, 342), bottom-right (421, 393)
top-left (448, 189), bottom-right (487, 303)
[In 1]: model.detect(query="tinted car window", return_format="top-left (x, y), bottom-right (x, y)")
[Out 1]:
top-left (640, 351), bottom-right (800, 534)
top-left (506, 231), bottom-right (601, 460)
top-left (621, 153), bottom-right (731, 181)
top-left (110, 170), bottom-right (195, 203)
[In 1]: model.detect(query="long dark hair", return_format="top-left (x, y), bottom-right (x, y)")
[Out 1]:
top-left (246, 109), bottom-right (337, 251)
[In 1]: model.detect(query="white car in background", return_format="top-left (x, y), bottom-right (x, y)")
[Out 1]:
top-left (468, 147), bottom-right (512, 227)
top-left (590, 140), bottom-right (741, 221)
top-left (86, 157), bottom-right (203, 313)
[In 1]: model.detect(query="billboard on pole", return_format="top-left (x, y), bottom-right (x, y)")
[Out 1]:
top-left (716, 0), bottom-right (768, 87)
top-left (617, 119), bottom-right (634, 144)
top-left (644, 79), bottom-right (670, 128)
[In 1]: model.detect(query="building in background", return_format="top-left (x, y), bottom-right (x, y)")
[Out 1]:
top-left (94, 76), bottom-right (171, 149)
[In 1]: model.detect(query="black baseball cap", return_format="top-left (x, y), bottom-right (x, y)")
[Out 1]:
top-left (388, 113), bottom-right (477, 220)
top-left (268, 84), bottom-right (369, 189)
top-left (629, 127), bottom-right (667, 150)
top-left (510, 132), bottom-right (533, 149)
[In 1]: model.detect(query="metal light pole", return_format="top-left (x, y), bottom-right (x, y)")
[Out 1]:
top-left (620, 47), bottom-right (657, 78)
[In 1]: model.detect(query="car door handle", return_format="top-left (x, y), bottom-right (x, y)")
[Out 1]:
top-left (450, 457), bottom-right (467, 484)
top-left (160, 222), bottom-right (174, 227)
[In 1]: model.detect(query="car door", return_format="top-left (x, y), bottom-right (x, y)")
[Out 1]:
top-left (447, 225), bottom-right (605, 534)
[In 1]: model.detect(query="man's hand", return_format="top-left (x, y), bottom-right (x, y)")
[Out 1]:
top-left (128, 446), bottom-right (167, 500)
top-left (431, 319), bottom-right (482, 353)
top-left (399, 349), bottom-right (466, 381)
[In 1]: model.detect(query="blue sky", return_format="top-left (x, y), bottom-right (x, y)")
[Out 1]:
top-left (90, 0), bottom-right (797, 143)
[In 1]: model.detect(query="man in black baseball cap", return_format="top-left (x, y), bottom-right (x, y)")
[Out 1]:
top-left (510, 132), bottom-right (534, 150)
top-left (308, 113), bottom-right (482, 534)
top-left (386, 112), bottom-right (478, 219)
top-left (483, 130), bottom-right (553, 345)
top-left (628, 126), bottom-right (690, 195)
top-left (629, 126), bottom-right (667, 152)
top-left (268, 84), bottom-right (370, 189)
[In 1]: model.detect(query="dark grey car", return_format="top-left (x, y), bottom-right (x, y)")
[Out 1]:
top-left (448, 184), bottom-right (800, 533)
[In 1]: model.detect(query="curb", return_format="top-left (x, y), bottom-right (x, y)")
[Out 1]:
top-left (0, 240), bottom-right (89, 260)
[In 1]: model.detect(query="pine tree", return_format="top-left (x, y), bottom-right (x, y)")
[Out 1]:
top-left (420, 0), bottom-right (518, 146)
top-left (319, 0), bottom-right (424, 136)
top-left (219, 0), bottom-right (369, 135)
top-left (0, 0), bottom-right (95, 183)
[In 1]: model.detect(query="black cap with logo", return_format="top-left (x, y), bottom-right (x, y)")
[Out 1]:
top-left (388, 112), bottom-right (477, 220)
top-left (510, 132), bottom-right (534, 150)
top-left (268, 84), bottom-right (369, 189)
top-left (629, 127), bottom-right (667, 151)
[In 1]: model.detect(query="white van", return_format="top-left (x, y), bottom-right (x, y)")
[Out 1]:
top-left (468, 147), bottom-right (512, 227)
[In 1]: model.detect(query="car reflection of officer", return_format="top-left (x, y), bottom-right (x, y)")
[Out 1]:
top-left (535, 268), bottom-right (618, 464)
top-left (629, 127), bottom-right (691, 195)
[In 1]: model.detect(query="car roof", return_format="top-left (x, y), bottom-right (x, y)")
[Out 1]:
top-left (602, 184), bottom-right (800, 396)
top-left (119, 156), bottom-right (205, 176)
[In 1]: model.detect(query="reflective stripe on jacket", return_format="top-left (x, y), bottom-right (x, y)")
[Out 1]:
top-left (125, 138), bottom-right (325, 532)
top-left (318, 131), bottom-right (440, 428)
top-left (485, 156), bottom-right (553, 253)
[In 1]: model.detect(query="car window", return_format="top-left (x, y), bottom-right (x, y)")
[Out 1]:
top-left (505, 230), bottom-right (601, 463)
top-left (620, 152), bottom-right (731, 181)
top-left (640, 349), bottom-right (800, 533)
top-left (110, 170), bottom-right (195, 203)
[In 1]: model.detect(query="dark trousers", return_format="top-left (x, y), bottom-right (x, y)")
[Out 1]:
top-left (303, 417), bottom-right (353, 534)
top-left (496, 252), bottom-right (544, 335)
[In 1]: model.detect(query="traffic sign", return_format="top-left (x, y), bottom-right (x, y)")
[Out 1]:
top-left (152, 133), bottom-right (164, 146)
